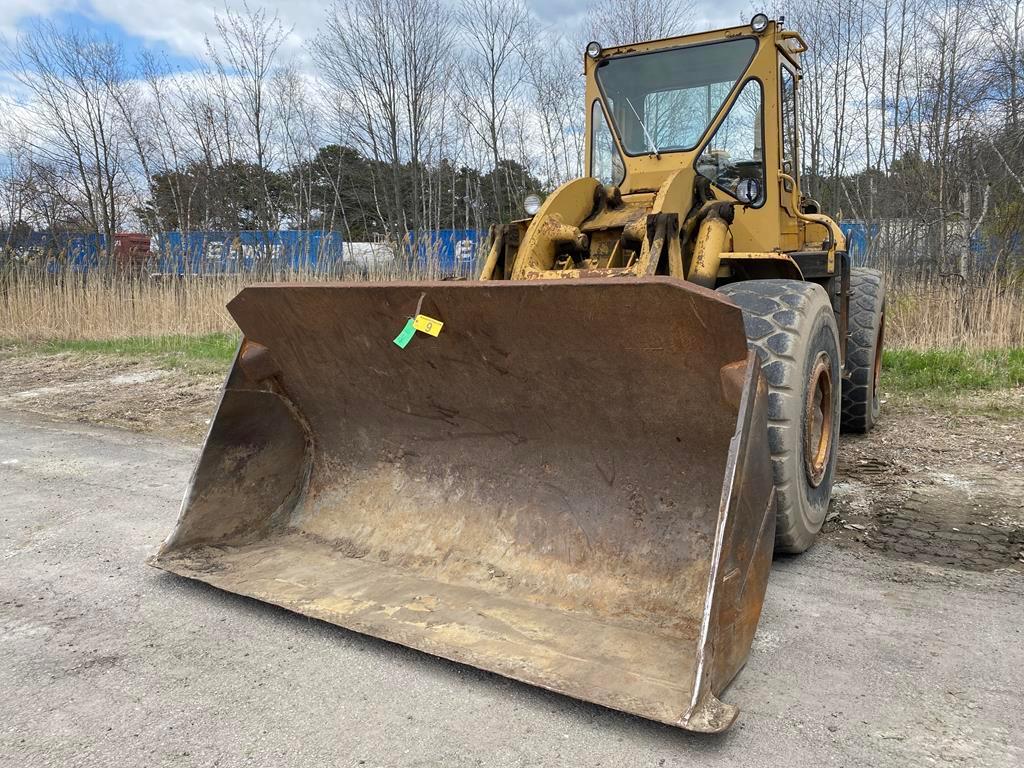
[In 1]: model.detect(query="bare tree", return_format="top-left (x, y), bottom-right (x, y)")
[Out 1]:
top-left (207, 2), bottom-right (291, 233)
top-left (456, 0), bottom-right (530, 216)
top-left (9, 22), bottom-right (130, 249)
top-left (981, 0), bottom-right (1024, 129)
top-left (456, 0), bottom-right (528, 171)
top-left (0, 126), bottom-right (36, 247)
top-left (136, 53), bottom-right (198, 235)
top-left (585, 0), bottom-right (696, 45)
top-left (315, 0), bottom-right (456, 243)
top-left (522, 33), bottom-right (587, 186)
top-left (273, 63), bottom-right (322, 231)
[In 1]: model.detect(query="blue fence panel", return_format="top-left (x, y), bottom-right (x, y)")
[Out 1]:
top-left (0, 231), bottom-right (106, 271)
top-left (4, 229), bottom-right (489, 275)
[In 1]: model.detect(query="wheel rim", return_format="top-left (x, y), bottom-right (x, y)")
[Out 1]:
top-left (872, 311), bottom-right (885, 409)
top-left (804, 353), bottom-right (834, 488)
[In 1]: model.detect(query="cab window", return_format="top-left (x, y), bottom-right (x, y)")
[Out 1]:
top-left (781, 65), bottom-right (798, 179)
top-left (590, 100), bottom-right (624, 185)
top-left (696, 79), bottom-right (765, 205)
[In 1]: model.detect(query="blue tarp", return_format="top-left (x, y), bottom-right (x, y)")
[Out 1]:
top-left (411, 229), bottom-right (484, 273)
top-left (839, 222), bottom-right (878, 266)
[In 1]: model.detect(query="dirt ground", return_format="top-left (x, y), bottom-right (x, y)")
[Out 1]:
top-left (0, 353), bottom-right (222, 442)
top-left (829, 391), bottom-right (1024, 574)
top-left (1, 351), bottom-right (1022, 574)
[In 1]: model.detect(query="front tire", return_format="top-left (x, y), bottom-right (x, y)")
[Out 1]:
top-left (718, 280), bottom-right (842, 554)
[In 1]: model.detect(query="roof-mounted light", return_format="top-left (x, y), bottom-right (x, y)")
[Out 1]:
top-left (585, 41), bottom-right (602, 59)
top-left (750, 13), bottom-right (770, 33)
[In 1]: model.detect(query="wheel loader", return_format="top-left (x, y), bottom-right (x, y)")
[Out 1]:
top-left (151, 15), bottom-right (886, 733)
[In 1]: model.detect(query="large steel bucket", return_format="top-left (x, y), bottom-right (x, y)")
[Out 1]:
top-left (151, 277), bottom-right (774, 732)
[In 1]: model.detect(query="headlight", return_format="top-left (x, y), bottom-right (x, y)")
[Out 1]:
top-left (585, 41), bottom-right (602, 59)
top-left (736, 178), bottom-right (762, 205)
top-left (751, 13), bottom-right (769, 33)
top-left (523, 194), bottom-right (543, 216)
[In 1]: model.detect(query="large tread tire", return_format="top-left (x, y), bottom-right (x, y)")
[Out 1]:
top-left (841, 268), bottom-right (886, 433)
top-left (718, 280), bottom-right (842, 554)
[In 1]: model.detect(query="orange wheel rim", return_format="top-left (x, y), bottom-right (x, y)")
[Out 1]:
top-left (804, 353), bottom-right (834, 488)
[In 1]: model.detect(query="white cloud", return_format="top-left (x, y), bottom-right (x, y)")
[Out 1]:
top-left (90, 0), bottom-right (219, 56)
top-left (0, 0), bottom-right (76, 41)
top-left (89, 0), bottom-right (323, 59)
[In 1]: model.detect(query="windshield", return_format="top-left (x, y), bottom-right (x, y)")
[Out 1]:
top-left (595, 38), bottom-right (757, 156)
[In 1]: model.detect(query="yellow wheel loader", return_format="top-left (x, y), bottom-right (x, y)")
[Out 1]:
top-left (152, 15), bottom-right (886, 733)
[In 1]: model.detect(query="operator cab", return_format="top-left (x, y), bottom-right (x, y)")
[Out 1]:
top-left (591, 36), bottom-right (765, 206)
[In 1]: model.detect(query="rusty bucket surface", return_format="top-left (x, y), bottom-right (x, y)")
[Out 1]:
top-left (151, 277), bottom-right (774, 732)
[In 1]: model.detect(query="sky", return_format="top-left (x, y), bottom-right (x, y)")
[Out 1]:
top-left (0, 0), bottom-right (755, 70)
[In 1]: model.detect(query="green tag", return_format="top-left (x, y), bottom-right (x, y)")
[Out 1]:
top-left (393, 318), bottom-right (416, 349)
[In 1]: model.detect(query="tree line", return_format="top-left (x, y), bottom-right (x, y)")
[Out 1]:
top-left (0, 0), bottom-right (1021, 276)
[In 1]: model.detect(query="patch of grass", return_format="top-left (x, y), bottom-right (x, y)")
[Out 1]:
top-left (0, 333), bottom-right (239, 374)
top-left (882, 347), bottom-right (1024, 394)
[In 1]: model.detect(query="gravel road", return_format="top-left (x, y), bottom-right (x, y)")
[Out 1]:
top-left (1, 407), bottom-right (1021, 767)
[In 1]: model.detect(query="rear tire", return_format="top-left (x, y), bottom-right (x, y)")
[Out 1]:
top-left (718, 280), bottom-right (841, 554)
top-left (841, 268), bottom-right (886, 433)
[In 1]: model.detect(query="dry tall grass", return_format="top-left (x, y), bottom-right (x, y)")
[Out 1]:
top-left (2, 259), bottom-right (1022, 350)
top-left (0, 258), bottom-right (459, 341)
top-left (883, 273), bottom-right (1024, 350)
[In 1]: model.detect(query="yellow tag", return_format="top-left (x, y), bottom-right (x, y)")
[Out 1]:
top-left (413, 314), bottom-right (443, 337)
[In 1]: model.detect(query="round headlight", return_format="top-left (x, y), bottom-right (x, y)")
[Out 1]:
top-left (523, 194), bottom-right (542, 216)
top-left (736, 178), bottom-right (762, 205)
top-left (585, 41), bottom-right (602, 59)
top-left (750, 13), bottom-right (770, 33)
